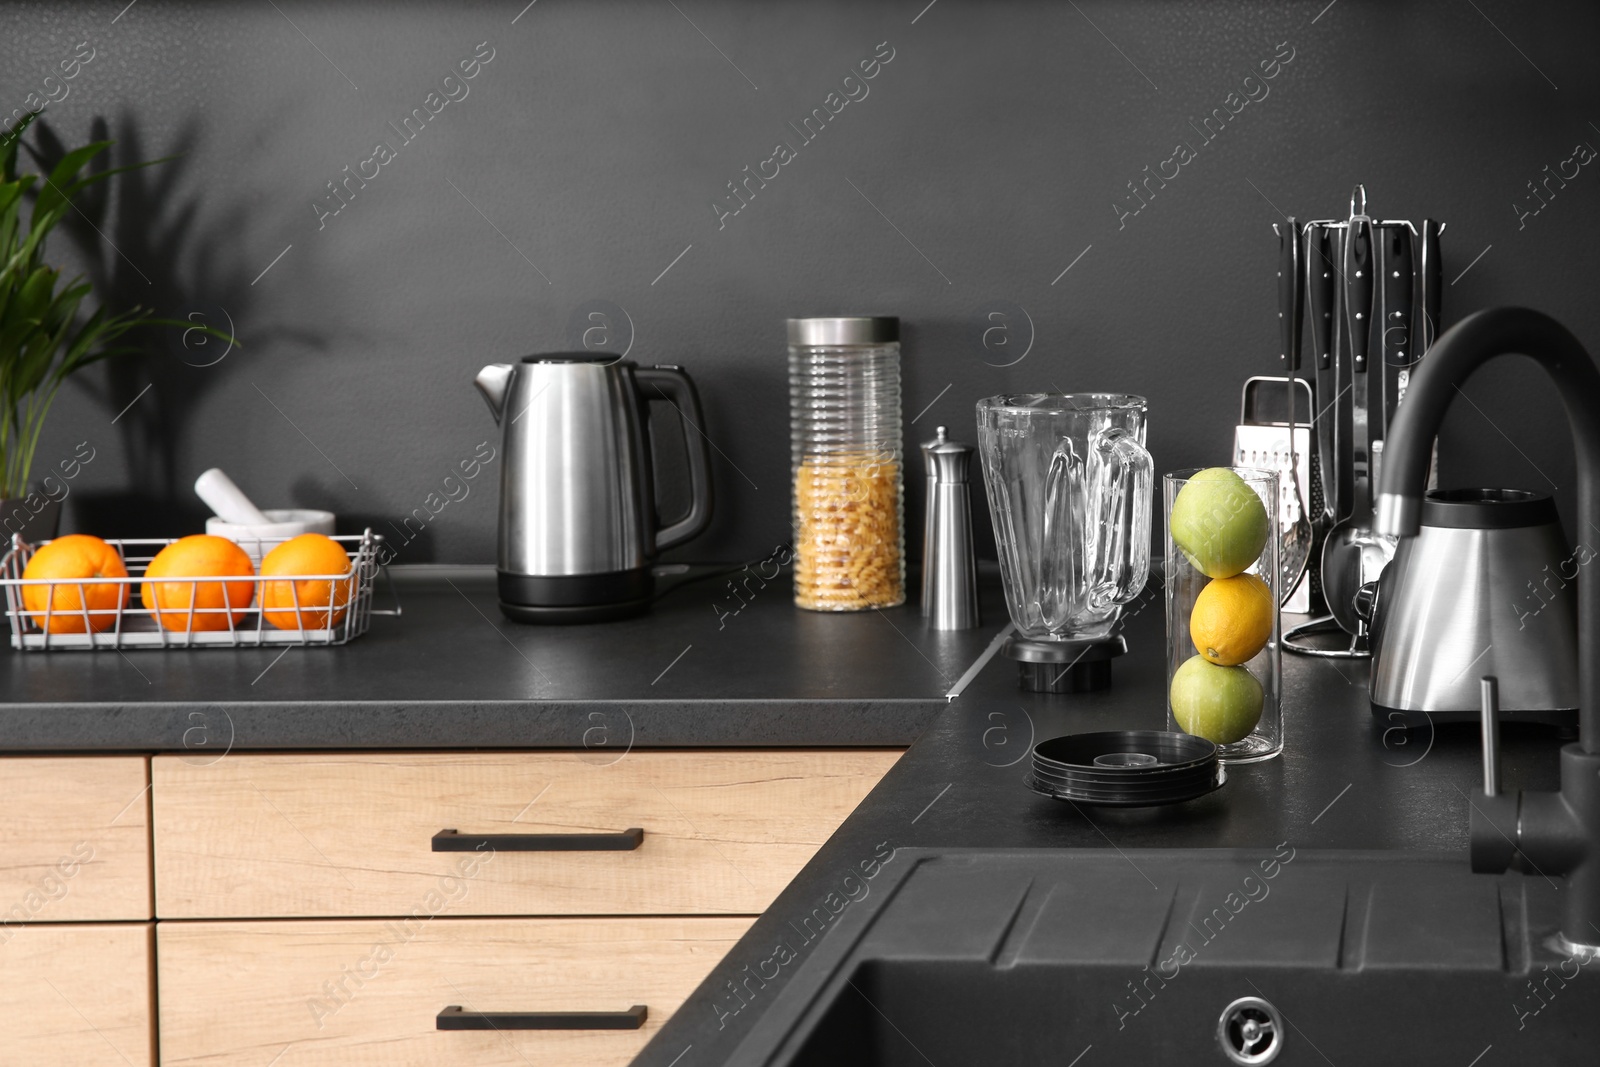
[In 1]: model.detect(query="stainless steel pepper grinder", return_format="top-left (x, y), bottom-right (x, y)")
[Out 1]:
top-left (921, 426), bottom-right (981, 629)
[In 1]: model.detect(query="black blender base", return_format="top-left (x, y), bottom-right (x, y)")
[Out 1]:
top-left (1004, 635), bottom-right (1128, 694)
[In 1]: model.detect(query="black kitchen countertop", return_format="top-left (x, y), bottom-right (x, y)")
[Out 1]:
top-left (0, 565), bottom-right (1001, 752)
top-left (634, 595), bottom-right (1569, 1066)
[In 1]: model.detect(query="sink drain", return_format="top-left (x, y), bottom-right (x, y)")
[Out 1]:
top-left (1216, 996), bottom-right (1281, 1065)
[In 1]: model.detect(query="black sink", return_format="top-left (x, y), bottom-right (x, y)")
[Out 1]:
top-left (729, 849), bottom-right (1597, 1065)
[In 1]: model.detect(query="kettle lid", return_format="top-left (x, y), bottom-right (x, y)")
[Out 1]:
top-left (1422, 488), bottom-right (1558, 530)
top-left (519, 352), bottom-right (626, 364)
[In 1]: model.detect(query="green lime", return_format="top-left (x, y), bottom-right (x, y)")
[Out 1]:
top-left (1170, 654), bottom-right (1263, 745)
top-left (1169, 467), bottom-right (1269, 578)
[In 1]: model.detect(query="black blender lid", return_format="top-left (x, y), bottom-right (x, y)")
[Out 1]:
top-left (1421, 488), bottom-right (1557, 530)
top-left (1028, 730), bottom-right (1223, 807)
top-left (1034, 730), bottom-right (1217, 772)
top-left (1025, 770), bottom-right (1226, 807)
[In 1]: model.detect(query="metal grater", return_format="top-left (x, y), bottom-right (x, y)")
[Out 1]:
top-left (1233, 376), bottom-right (1317, 613)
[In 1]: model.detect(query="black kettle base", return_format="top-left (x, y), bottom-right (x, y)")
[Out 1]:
top-left (496, 568), bottom-right (655, 625)
top-left (498, 598), bottom-right (653, 624)
top-left (1370, 700), bottom-right (1578, 730)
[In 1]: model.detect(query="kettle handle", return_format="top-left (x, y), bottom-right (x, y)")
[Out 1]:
top-left (633, 366), bottom-right (714, 553)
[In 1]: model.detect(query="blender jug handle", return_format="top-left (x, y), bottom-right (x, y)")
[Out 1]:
top-left (1087, 428), bottom-right (1152, 607)
top-left (633, 366), bottom-right (715, 552)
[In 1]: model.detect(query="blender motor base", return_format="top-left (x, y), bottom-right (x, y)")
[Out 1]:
top-left (1004, 635), bottom-right (1128, 694)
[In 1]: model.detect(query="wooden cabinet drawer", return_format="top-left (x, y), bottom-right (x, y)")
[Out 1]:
top-left (152, 750), bottom-right (897, 918)
top-left (1, 922), bottom-right (155, 1066)
top-left (0, 756), bottom-right (152, 921)
top-left (157, 916), bottom-right (751, 1067)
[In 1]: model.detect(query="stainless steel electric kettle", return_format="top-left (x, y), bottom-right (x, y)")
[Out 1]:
top-left (475, 355), bottom-right (713, 622)
top-left (1361, 487), bottom-right (1579, 727)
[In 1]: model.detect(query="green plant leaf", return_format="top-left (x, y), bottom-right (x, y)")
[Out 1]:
top-left (0, 121), bottom-right (205, 494)
top-left (0, 113), bottom-right (38, 181)
top-left (30, 141), bottom-right (111, 225)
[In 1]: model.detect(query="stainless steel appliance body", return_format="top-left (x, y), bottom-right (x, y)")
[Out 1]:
top-left (475, 355), bottom-right (712, 622)
top-left (1366, 488), bottom-right (1578, 726)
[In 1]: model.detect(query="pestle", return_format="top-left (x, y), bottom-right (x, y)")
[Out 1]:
top-left (194, 468), bottom-right (272, 526)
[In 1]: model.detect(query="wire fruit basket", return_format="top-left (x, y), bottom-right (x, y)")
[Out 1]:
top-left (1, 529), bottom-right (387, 651)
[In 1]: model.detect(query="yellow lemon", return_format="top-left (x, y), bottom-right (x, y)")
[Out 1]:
top-left (1190, 572), bottom-right (1273, 665)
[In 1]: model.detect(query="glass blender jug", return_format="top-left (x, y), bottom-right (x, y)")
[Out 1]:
top-left (976, 394), bottom-right (1153, 691)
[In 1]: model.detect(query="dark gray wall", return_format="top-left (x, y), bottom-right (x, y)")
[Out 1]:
top-left (5, 0), bottom-right (1597, 562)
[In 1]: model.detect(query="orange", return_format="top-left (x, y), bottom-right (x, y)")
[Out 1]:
top-left (141, 535), bottom-right (255, 631)
top-left (260, 532), bottom-right (352, 631)
top-left (1189, 572), bottom-right (1274, 666)
top-left (21, 534), bottom-right (130, 633)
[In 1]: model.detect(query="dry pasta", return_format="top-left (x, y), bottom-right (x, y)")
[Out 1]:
top-left (793, 454), bottom-right (904, 610)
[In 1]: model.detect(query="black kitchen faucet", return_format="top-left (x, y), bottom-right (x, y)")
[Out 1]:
top-left (1376, 306), bottom-right (1600, 957)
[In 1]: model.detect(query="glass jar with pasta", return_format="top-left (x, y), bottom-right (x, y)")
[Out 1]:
top-left (787, 317), bottom-right (905, 611)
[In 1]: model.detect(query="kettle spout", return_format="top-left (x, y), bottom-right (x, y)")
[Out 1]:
top-left (475, 364), bottom-right (515, 423)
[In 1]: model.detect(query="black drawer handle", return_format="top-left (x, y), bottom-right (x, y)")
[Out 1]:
top-left (431, 827), bottom-right (644, 852)
top-left (437, 1005), bottom-right (647, 1030)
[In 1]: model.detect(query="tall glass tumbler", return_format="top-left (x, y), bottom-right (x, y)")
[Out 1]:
top-left (1164, 467), bottom-right (1282, 763)
top-left (788, 317), bottom-right (905, 611)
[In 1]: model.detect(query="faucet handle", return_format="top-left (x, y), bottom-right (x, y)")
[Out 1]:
top-left (1480, 676), bottom-right (1500, 797)
top-left (1470, 674), bottom-right (1520, 873)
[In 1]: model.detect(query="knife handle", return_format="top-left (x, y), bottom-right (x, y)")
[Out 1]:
top-left (1306, 224), bottom-right (1337, 371)
top-left (1419, 218), bottom-right (1442, 353)
top-left (1381, 225), bottom-right (1414, 366)
top-left (1279, 216), bottom-right (1304, 372)
top-left (1343, 218), bottom-right (1374, 371)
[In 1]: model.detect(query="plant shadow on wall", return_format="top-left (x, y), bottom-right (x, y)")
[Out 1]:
top-left (28, 115), bottom-right (327, 538)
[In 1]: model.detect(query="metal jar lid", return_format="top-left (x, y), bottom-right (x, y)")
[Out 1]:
top-left (786, 317), bottom-right (899, 346)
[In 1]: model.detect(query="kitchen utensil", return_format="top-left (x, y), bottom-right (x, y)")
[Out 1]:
top-left (1419, 219), bottom-right (1443, 354)
top-left (475, 355), bottom-right (713, 623)
top-left (1415, 218), bottom-right (1445, 488)
top-left (205, 509), bottom-right (337, 567)
top-left (920, 426), bottom-right (980, 630)
top-left (1344, 188), bottom-right (1374, 396)
top-left (1360, 488), bottom-right (1578, 728)
top-left (194, 468), bottom-right (271, 526)
top-left (1026, 730), bottom-right (1224, 807)
top-left (788, 317), bottom-right (905, 611)
top-left (1321, 189), bottom-right (1393, 638)
top-left (1376, 223), bottom-right (1415, 463)
top-left (1306, 222), bottom-right (1341, 527)
top-left (1230, 377), bottom-right (1313, 610)
top-left (1164, 467), bottom-right (1283, 764)
top-left (976, 393), bottom-right (1152, 693)
top-left (1276, 217), bottom-right (1312, 607)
